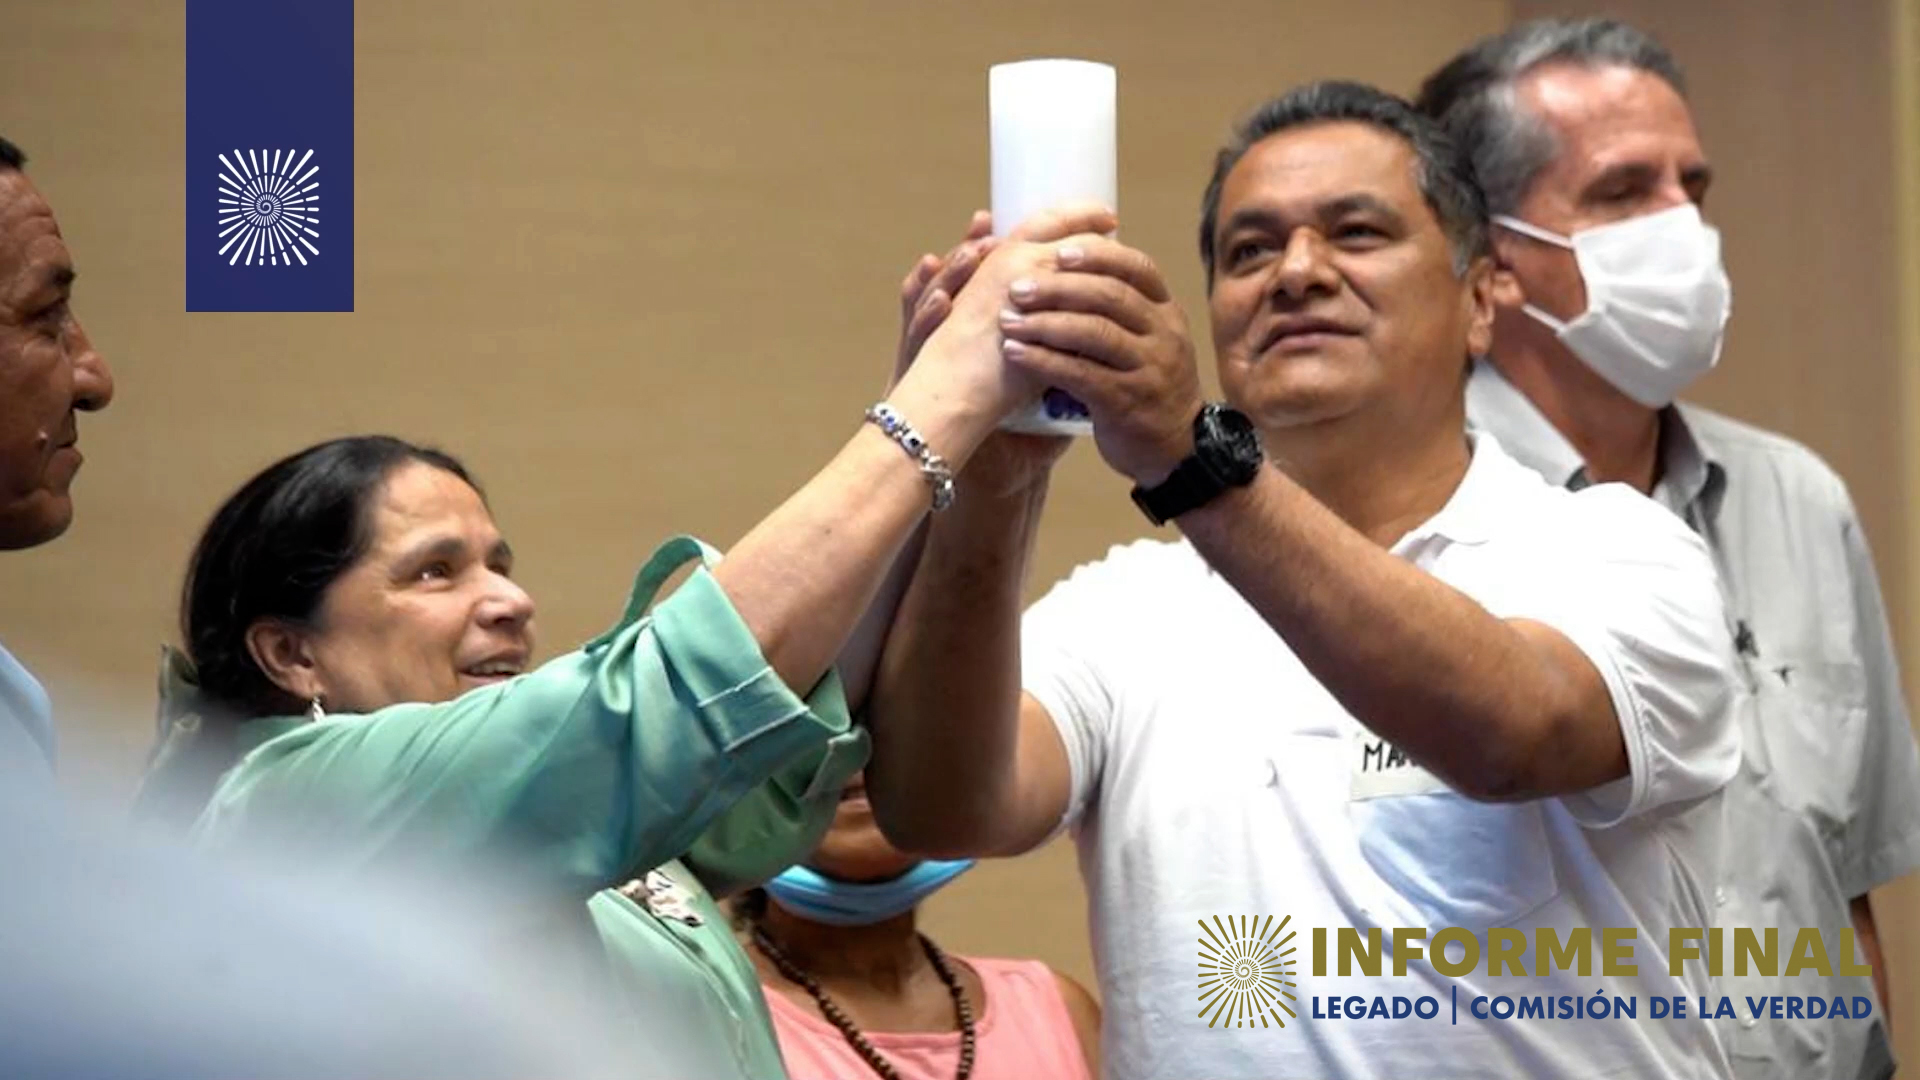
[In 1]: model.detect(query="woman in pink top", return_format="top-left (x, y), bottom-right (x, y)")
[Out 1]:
top-left (735, 772), bottom-right (1099, 1080)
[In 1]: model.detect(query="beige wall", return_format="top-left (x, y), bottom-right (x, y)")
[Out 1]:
top-left (4, 0), bottom-right (1915, 1059)
top-left (1899, 0), bottom-right (1920, 1064)
top-left (1901, 2), bottom-right (1920, 720)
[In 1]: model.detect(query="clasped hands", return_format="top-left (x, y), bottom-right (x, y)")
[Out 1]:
top-left (894, 208), bottom-right (1206, 497)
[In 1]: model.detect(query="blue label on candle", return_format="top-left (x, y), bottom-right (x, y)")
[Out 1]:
top-left (1043, 388), bottom-right (1091, 420)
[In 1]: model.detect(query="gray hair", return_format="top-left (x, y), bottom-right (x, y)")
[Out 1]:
top-left (1414, 18), bottom-right (1687, 215)
top-left (1198, 80), bottom-right (1489, 287)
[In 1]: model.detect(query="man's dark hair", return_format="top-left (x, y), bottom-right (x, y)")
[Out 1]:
top-left (1415, 18), bottom-right (1688, 216)
top-left (1198, 80), bottom-right (1489, 288)
top-left (0, 137), bottom-right (25, 172)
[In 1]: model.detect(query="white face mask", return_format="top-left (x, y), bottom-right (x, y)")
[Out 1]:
top-left (1493, 204), bottom-right (1733, 408)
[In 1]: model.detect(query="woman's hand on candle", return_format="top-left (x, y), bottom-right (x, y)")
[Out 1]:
top-left (897, 206), bottom-right (1119, 450)
top-left (892, 211), bottom-right (996, 387)
top-left (890, 211), bottom-right (1072, 500)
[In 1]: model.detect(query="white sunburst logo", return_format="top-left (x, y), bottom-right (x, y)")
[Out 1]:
top-left (217, 149), bottom-right (320, 267)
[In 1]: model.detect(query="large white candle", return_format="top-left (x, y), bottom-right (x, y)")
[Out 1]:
top-left (990, 58), bottom-right (1116, 436)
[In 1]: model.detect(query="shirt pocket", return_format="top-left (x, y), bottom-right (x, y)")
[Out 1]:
top-left (1739, 657), bottom-right (1866, 848)
top-left (1351, 792), bottom-right (1561, 931)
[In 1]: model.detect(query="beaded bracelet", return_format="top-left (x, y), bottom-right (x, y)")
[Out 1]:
top-left (864, 402), bottom-right (956, 511)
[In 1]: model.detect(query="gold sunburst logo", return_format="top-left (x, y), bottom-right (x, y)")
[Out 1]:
top-left (1198, 914), bottom-right (1300, 1029)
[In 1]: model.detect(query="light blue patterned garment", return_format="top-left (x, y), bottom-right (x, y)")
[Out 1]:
top-left (0, 639), bottom-right (56, 780)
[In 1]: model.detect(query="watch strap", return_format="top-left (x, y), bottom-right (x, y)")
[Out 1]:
top-left (1130, 455), bottom-right (1226, 526)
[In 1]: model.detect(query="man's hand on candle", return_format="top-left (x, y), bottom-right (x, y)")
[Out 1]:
top-left (994, 238), bottom-right (1202, 488)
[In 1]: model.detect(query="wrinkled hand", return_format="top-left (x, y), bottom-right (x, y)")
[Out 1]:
top-left (956, 211), bottom-right (1114, 498)
top-left (904, 205), bottom-right (1119, 417)
top-left (996, 238), bottom-right (1203, 486)
top-left (895, 205), bottom-right (1118, 482)
top-left (891, 211), bottom-right (995, 388)
top-left (884, 213), bottom-right (1066, 498)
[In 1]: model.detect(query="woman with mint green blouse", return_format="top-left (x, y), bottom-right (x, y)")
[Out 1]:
top-left (140, 433), bottom-right (869, 1078)
top-left (130, 204), bottom-right (1110, 1079)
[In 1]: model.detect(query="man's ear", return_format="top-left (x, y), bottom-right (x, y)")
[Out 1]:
top-left (1489, 262), bottom-right (1528, 311)
top-left (244, 619), bottom-right (324, 704)
top-left (1483, 230), bottom-right (1531, 312)
top-left (1464, 254), bottom-right (1499, 359)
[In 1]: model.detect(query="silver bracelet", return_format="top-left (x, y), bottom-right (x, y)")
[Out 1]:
top-left (865, 402), bottom-right (956, 511)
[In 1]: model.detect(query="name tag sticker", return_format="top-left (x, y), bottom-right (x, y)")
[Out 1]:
top-left (1350, 731), bottom-right (1451, 800)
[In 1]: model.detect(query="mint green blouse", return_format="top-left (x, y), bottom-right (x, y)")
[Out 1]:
top-left (175, 537), bottom-right (869, 1079)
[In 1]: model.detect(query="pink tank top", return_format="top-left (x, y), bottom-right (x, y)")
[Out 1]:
top-left (764, 955), bottom-right (1092, 1080)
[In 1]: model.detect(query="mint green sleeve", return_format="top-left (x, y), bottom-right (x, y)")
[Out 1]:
top-left (194, 538), bottom-right (869, 898)
top-left (679, 724), bottom-right (866, 899)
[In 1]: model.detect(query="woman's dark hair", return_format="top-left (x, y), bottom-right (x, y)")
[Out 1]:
top-left (182, 435), bottom-right (480, 719)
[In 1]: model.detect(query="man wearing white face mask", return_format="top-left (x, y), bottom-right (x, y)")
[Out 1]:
top-left (1484, 206), bottom-right (1730, 409)
top-left (1421, 19), bottom-right (1920, 1080)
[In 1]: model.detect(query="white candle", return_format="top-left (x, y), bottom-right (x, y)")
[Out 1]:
top-left (990, 58), bottom-right (1116, 436)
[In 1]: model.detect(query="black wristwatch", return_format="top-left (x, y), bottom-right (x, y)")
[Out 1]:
top-left (1130, 404), bottom-right (1264, 525)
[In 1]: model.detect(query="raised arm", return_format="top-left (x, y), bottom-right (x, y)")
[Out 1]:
top-left (863, 211), bottom-right (1117, 858)
top-left (194, 209), bottom-right (1119, 893)
top-left (710, 207), bottom-right (1108, 706)
top-left (994, 237), bottom-right (1735, 809)
top-left (864, 445), bottom-right (1076, 858)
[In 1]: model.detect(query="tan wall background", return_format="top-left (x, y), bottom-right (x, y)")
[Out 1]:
top-left (1899, 0), bottom-right (1920, 1062)
top-left (3, 0), bottom-right (1915, 1064)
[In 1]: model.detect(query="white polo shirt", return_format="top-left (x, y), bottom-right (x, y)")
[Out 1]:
top-left (1023, 435), bottom-right (1741, 1080)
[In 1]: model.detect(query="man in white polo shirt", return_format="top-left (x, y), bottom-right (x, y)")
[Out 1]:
top-left (868, 81), bottom-right (1741, 1078)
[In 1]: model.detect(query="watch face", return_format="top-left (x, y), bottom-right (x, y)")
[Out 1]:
top-left (1197, 405), bottom-right (1263, 484)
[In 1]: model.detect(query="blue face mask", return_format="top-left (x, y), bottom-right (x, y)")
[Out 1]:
top-left (763, 860), bottom-right (975, 926)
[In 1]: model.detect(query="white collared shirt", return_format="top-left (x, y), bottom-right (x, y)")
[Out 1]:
top-left (1023, 434), bottom-right (1740, 1080)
